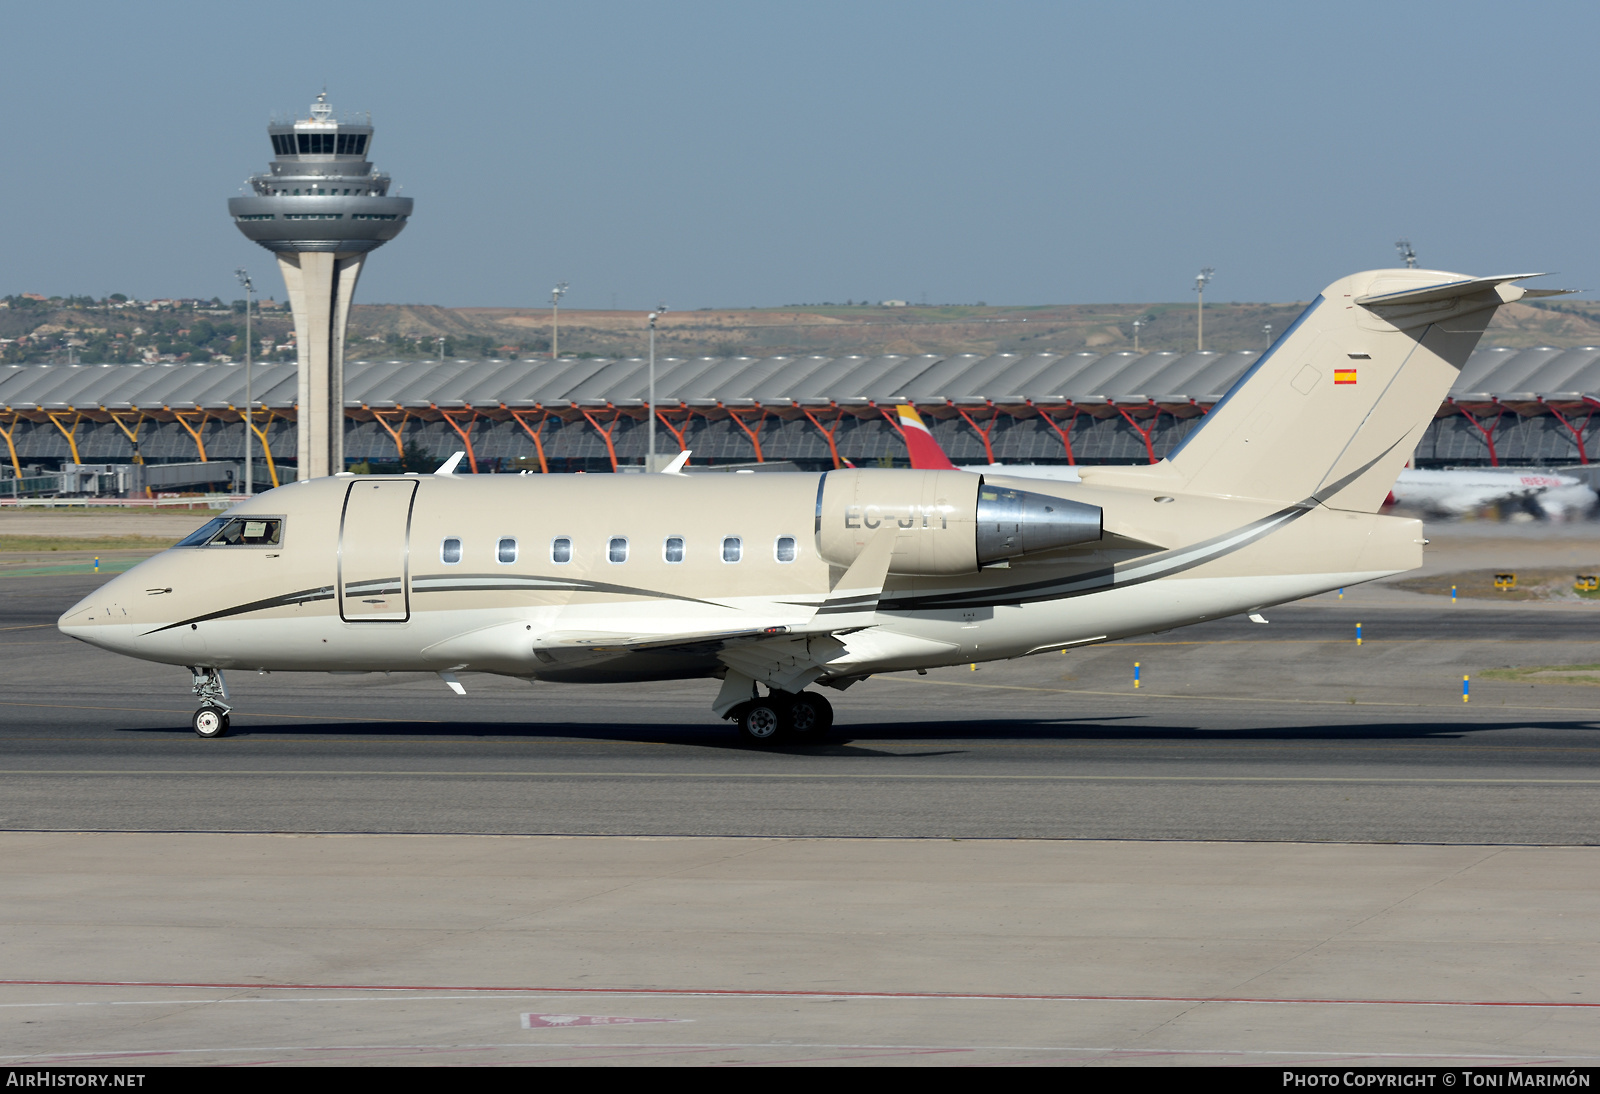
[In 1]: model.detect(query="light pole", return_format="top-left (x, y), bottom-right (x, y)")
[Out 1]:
top-left (647, 305), bottom-right (667, 470)
top-left (1396, 239), bottom-right (1417, 269)
top-left (1132, 315), bottom-right (1150, 352)
top-left (551, 280), bottom-right (569, 359)
top-left (1194, 267), bottom-right (1215, 352)
top-left (235, 268), bottom-right (254, 495)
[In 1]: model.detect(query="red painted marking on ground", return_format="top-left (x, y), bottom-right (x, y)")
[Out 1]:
top-left (522, 1013), bottom-right (688, 1028)
top-left (2, 979), bottom-right (1595, 1010)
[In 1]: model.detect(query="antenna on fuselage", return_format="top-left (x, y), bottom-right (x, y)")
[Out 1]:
top-left (434, 451), bottom-right (465, 476)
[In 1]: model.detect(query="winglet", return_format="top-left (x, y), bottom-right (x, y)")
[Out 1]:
top-left (434, 452), bottom-right (465, 476)
top-left (660, 450), bottom-right (691, 475)
top-left (894, 404), bottom-right (958, 470)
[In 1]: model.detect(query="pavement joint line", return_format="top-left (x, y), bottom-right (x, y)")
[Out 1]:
top-left (4, 769), bottom-right (1599, 784)
top-left (0, 829), bottom-right (1589, 845)
top-left (0, 624), bottom-right (51, 632)
top-left (2, 736), bottom-right (1595, 755)
top-left (4, 1044), bottom-right (1594, 1063)
top-left (1112, 638), bottom-right (1600, 645)
top-left (881, 676), bottom-right (1600, 714)
top-left (2, 978), bottom-right (1597, 1010)
top-left (0, 700), bottom-right (442, 723)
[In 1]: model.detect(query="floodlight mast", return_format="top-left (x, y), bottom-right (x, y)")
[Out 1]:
top-left (647, 305), bottom-right (668, 470)
top-left (235, 268), bottom-right (254, 495)
top-left (551, 281), bottom-right (569, 359)
top-left (1194, 267), bottom-right (1215, 351)
top-left (1396, 239), bottom-right (1418, 269)
top-left (1132, 315), bottom-right (1149, 352)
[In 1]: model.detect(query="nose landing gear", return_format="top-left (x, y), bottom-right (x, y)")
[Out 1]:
top-left (188, 666), bottom-right (233, 738)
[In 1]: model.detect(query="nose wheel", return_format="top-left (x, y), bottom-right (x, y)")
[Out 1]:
top-left (188, 666), bottom-right (233, 738)
top-left (192, 706), bottom-right (230, 738)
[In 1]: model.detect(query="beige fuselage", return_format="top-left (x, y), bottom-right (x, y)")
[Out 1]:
top-left (60, 468), bottom-right (1419, 690)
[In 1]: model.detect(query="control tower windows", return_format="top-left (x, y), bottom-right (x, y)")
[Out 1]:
top-left (335, 133), bottom-right (368, 155)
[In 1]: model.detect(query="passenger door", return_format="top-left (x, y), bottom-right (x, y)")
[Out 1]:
top-left (338, 479), bottom-right (418, 622)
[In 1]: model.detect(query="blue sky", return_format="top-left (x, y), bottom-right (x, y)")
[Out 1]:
top-left (3, 1), bottom-right (1594, 309)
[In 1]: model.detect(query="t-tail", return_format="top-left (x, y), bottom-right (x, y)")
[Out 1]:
top-left (1163, 269), bottom-right (1568, 511)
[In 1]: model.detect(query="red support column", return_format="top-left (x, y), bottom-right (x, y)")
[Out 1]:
top-left (654, 406), bottom-right (691, 459)
top-left (437, 409), bottom-right (479, 473)
top-left (1545, 399), bottom-right (1596, 465)
top-left (799, 406), bottom-right (847, 469)
top-left (724, 407), bottom-right (766, 462)
top-left (576, 406), bottom-right (621, 472)
top-left (952, 405), bottom-right (999, 465)
top-left (508, 409), bottom-right (552, 473)
top-left (1453, 402), bottom-right (1505, 467)
top-left (369, 408), bottom-right (408, 461)
top-left (1031, 403), bottom-right (1079, 465)
top-left (1114, 402), bottom-right (1161, 465)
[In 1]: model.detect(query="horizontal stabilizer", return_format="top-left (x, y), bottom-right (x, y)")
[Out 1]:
top-left (1353, 273), bottom-right (1546, 308)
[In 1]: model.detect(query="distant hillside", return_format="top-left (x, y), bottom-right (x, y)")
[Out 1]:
top-left (348, 298), bottom-right (1600, 360)
top-left (7, 294), bottom-right (1596, 366)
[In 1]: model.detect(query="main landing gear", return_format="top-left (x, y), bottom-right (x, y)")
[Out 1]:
top-left (188, 666), bottom-right (232, 739)
top-left (729, 690), bottom-right (834, 745)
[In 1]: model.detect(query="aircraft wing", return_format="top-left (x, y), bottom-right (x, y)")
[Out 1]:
top-left (549, 530), bottom-right (901, 697)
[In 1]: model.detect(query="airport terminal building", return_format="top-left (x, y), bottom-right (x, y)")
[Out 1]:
top-left (2, 344), bottom-right (1600, 491)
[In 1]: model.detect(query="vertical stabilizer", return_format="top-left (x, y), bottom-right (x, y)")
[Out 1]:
top-left (895, 405), bottom-right (958, 471)
top-left (1164, 269), bottom-right (1543, 511)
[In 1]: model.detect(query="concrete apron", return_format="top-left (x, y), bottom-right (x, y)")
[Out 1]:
top-left (1, 834), bottom-right (1595, 1067)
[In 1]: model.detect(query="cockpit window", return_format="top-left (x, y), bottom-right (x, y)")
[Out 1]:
top-left (177, 516), bottom-right (283, 547)
top-left (176, 518), bottom-right (228, 547)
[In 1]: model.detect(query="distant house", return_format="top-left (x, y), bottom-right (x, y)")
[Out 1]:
top-left (880, 300), bottom-right (908, 308)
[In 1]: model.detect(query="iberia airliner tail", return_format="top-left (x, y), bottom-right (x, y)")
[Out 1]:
top-left (894, 405), bottom-right (958, 471)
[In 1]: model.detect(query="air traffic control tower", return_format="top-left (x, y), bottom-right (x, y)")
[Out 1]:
top-left (228, 92), bottom-right (413, 478)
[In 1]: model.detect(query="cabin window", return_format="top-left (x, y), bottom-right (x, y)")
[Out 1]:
top-left (441, 537), bottom-right (462, 564)
top-left (775, 535), bottom-right (797, 563)
top-left (496, 537), bottom-right (517, 564)
top-left (551, 536), bottom-right (572, 564)
top-left (608, 536), bottom-right (629, 564)
top-left (664, 536), bottom-right (685, 563)
top-left (722, 536), bottom-right (742, 563)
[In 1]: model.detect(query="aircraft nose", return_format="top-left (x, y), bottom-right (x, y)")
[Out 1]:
top-left (57, 572), bottom-right (141, 650)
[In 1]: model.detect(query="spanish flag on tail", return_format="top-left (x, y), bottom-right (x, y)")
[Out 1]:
top-left (895, 405), bottom-right (958, 471)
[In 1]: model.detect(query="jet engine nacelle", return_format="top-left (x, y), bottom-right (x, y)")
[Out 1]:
top-left (817, 468), bottom-right (1102, 575)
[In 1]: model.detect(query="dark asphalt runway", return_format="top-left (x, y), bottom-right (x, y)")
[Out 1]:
top-left (5, 573), bottom-right (1600, 843)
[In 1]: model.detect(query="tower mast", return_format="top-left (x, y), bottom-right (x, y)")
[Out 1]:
top-left (228, 91), bottom-right (414, 479)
